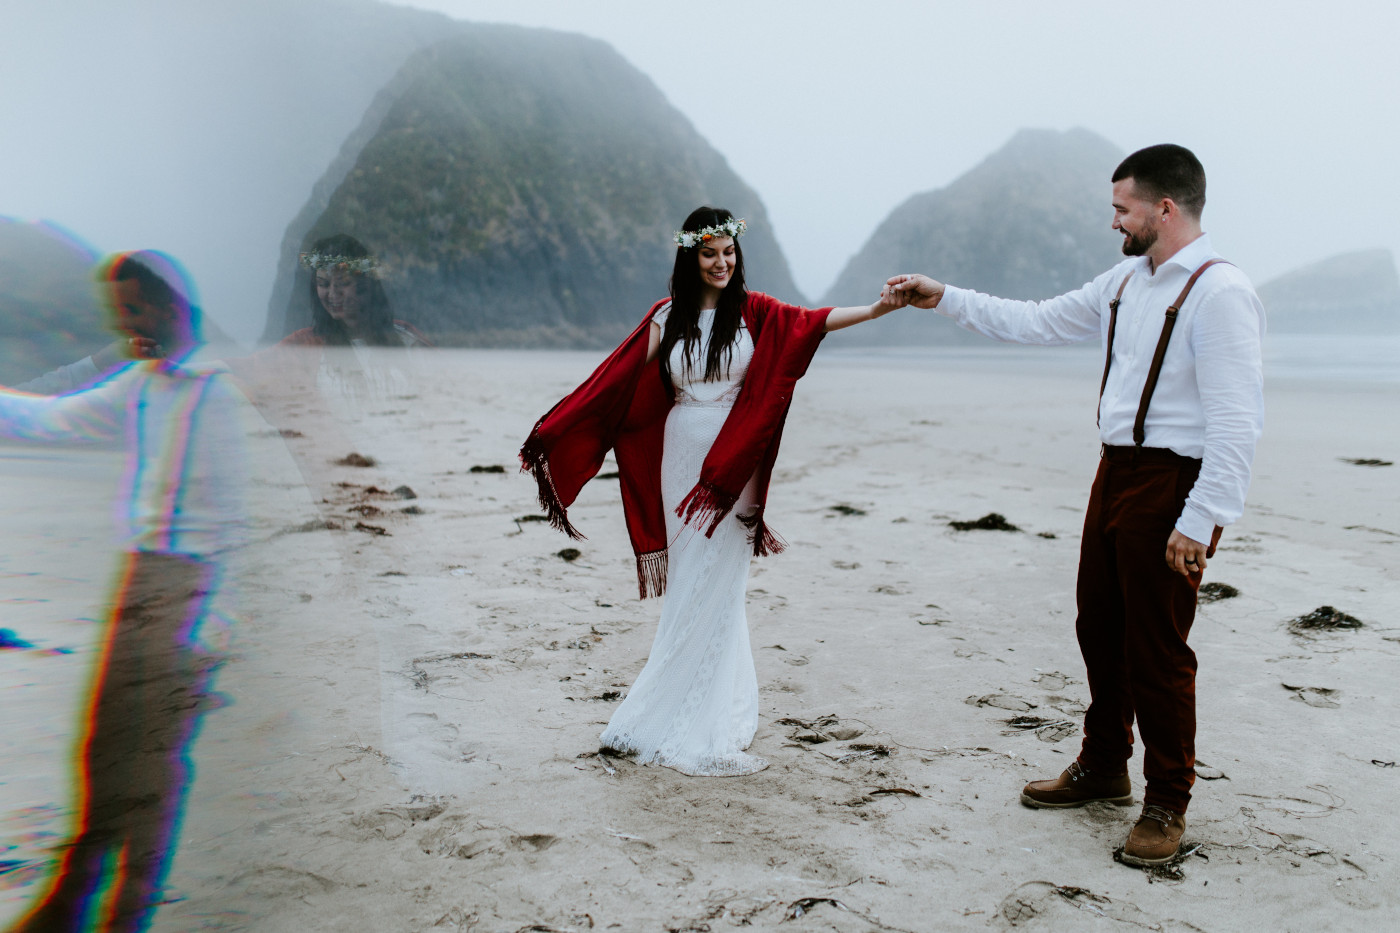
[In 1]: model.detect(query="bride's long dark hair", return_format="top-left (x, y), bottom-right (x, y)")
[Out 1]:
top-left (660, 206), bottom-right (748, 385)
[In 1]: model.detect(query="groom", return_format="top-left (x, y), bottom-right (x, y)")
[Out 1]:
top-left (887, 144), bottom-right (1265, 866)
top-left (2, 251), bottom-right (248, 932)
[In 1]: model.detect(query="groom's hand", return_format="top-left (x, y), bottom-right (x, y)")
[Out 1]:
top-left (873, 283), bottom-right (911, 316)
top-left (886, 274), bottom-right (946, 309)
top-left (1165, 529), bottom-right (1209, 577)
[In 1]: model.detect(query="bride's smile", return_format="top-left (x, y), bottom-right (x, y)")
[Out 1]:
top-left (697, 237), bottom-right (735, 299)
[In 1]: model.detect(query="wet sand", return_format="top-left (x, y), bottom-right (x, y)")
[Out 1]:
top-left (2, 346), bottom-right (1397, 931)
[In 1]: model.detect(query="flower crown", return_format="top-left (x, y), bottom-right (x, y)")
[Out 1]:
top-left (299, 251), bottom-right (379, 274)
top-left (673, 218), bottom-right (747, 249)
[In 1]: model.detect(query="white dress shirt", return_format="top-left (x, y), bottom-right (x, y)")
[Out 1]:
top-left (15, 355), bottom-right (102, 394)
top-left (0, 359), bottom-right (249, 558)
top-left (936, 234), bottom-right (1265, 545)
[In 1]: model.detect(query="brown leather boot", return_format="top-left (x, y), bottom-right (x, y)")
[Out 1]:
top-left (1020, 760), bottom-right (1134, 808)
top-left (1120, 805), bottom-right (1186, 866)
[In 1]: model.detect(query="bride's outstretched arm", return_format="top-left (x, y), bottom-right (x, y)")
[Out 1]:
top-left (822, 284), bottom-right (910, 332)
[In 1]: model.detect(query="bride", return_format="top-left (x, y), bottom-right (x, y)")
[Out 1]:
top-left (522, 207), bottom-right (906, 775)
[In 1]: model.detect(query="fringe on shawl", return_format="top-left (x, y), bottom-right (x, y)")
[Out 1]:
top-left (518, 432), bottom-right (585, 541)
top-left (737, 507), bottom-right (787, 557)
top-left (675, 482), bottom-right (739, 537)
top-left (636, 549), bottom-right (667, 600)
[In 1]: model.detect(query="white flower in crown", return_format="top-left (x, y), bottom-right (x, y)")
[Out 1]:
top-left (673, 218), bottom-right (747, 249)
top-left (298, 251), bottom-right (380, 274)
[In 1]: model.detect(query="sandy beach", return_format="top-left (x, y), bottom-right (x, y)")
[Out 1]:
top-left (2, 343), bottom-right (1397, 932)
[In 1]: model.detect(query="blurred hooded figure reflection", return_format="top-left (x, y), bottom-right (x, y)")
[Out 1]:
top-left (0, 251), bottom-right (246, 933)
top-left (267, 233), bottom-right (431, 406)
top-left (289, 233), bottom-right (429, 349)
top-left (226, 234), bottom-right (430, 468)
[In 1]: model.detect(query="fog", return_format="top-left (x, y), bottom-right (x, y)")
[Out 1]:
top-left (3, 0), bottom-right (1397, 342)
top-left (0, 0), bottom-right (456, 345)
top-left (408, 0), bottom-right (1398, 301)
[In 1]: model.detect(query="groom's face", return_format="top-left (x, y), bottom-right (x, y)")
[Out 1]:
top-left (109, 278), bottom-right (174, 345)
top-left (1111, 178), bottom-right (1160, 258)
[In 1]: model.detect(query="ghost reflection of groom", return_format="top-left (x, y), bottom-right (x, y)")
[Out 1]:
top-left (1, 250), bottom-right (248, 933)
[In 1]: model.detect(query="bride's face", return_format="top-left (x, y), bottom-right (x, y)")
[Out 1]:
top-left (696, 237), bottom-right (736, 300)
top-left (316, 268), bottom-right (363, 325)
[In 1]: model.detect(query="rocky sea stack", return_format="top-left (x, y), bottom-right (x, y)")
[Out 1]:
top-left (824, 128), bottom-right (1126, 346)
top-left (0, 220), bottom-right (110, 385)
top-left (264, 27), bottom-right (800, 347)
top-left (1258, 249), bottom-right (1400, 334)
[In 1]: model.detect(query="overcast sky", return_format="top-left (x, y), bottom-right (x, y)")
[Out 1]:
top-left (2, 1), bottom-right (1396, 341)
top-left (384, 0), bottom-right (1400, 300)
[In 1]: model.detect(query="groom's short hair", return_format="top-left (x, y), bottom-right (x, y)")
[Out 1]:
top-left (110, 256), bottom-right (179, 310)
top-left (100, 250), bottom-right (203, 344)
top-left (1112, 145), bottom-right (1207, 220)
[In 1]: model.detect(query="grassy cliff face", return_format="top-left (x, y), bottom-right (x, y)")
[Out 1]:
top-left (0, 220), bottom-right (111, 384)
top-left (1258, 249), bottom-right (1400, 334)
top-left (823, 128), bottom-right (1125, 346)
top-left (267, 27), bottom-right (801, 347)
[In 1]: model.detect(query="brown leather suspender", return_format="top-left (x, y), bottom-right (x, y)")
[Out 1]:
top-left (1098, 258), bottom-right (1232, 446)
top-left (1097, 272), bottom-right (1134, 426)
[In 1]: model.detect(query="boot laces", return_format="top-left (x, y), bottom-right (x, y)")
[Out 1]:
top-left (1067, 761), bottom-right (1087, 782)
top-left (1142, 805), bottom-right (1177, 827)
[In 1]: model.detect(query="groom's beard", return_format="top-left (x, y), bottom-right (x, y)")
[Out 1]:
top-left (1120, 225), bottom-right (1157, 257)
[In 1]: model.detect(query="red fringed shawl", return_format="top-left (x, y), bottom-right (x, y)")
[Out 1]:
top-left (520, 292), bottom-right (831, 599)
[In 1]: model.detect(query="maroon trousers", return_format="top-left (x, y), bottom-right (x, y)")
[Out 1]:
top-left (1074, 450), bottom-right (1205, 814)
top-left (15, 552), bottom-right (215, 933)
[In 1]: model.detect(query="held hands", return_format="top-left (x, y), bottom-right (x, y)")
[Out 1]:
top-left (128, 337), bottom-right (163, 359)
top-left (870, 282), bottom-right (912, 318)
top-left (885, 274), bottom-right (946, 310)
top-left (1165, 529), bottom-right (1209, 578)
top-left (92, 336), bottom-right (163, 369)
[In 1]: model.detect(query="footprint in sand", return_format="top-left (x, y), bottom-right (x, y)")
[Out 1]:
top-left (1043, 695), bottom-right (1087, 717)
top-left (1031, 671), bottom-right (1071, 691)
top-left (998, 881), bottom-right (1172, 927)
top-left (228, 866), bottom-right (338, 899)
top-left (347, 799), bottom-right (448, 841)
top-left (966, 694), bottom-right (1036, 712)
top-left (776, 714), bottom-right (866, 744)
top-left (511, 833), bottom-right (559, 852)
top-left (1001, 715), bottom-right (1077, 743)
top-left (418, 816), bottom-right (495, 860)
top-left (1282, 684), bottom-right (1341, 708)
top-left (1194, 761), bottom-right (1228, 780)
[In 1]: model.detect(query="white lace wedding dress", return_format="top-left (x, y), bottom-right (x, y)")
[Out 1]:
top-left (599, 305), bottom-right (767, 776)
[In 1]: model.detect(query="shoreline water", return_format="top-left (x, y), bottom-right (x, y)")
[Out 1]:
top-left (468, 332), bottom-right (1400, 384)
top-left (823, 333), bottom-right (1400, 384)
